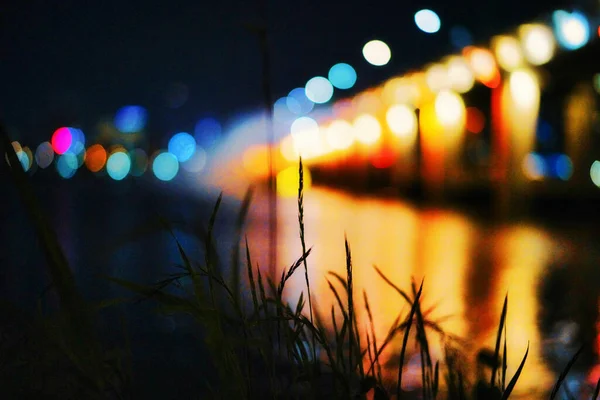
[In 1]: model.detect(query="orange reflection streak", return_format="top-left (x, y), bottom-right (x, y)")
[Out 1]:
top-left (242, 188), bottom-right (573, 396)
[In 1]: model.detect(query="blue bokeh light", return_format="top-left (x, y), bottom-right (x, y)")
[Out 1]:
top-left (328, 63), bottom-right (357, 90)
top-left (168, 132), bottom-right (196, 162)
top-left (194, 118), bottom-right (222, 149)
top-left (56, 153), bottom-right (78, 179)
top-left (114, 105), bottom-right (148, 133)
top-left (35, 142), bottom-right (54, 169)
top-left (553, 10), bottom-right (590, 51)
top-left (305, 77), bottom-right (334, 104)
top-left (548, 154), bottom-right (573, 181)
top-left (287, 88), bottom-right (314, 115)
top-left (450, 26), bottom-right (473, 49)
top-left (153, 152), bottom-right (179, 181)
top-left (106, 151), bottom-right (131, 181)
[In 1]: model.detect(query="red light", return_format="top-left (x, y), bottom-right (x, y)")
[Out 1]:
top-left (466, 107), bottom-right (486, 134)
top-left (370, 148), bottom-right (396, 169)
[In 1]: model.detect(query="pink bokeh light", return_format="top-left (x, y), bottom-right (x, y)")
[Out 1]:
top-left (51, 127), bottom-right (73, 155)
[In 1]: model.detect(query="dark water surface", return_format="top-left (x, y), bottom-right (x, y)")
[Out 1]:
top-left (2, 173), bottom-right (600, 398)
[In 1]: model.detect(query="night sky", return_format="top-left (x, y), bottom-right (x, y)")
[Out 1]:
top-left (0, 0), bottom-right (574, 146)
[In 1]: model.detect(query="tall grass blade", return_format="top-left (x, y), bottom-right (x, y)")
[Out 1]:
top-left (491, 294), bottom-right (508, 388)
top-left (345, 235), bottom-right (354, 376)
top-left (397, 279), bottom-right (424, 399)
top-left (549, 345), bottom-right (584, 399)
top-left (364, 290), bottom-right (382, 385)
top-left (245, 237), bottom-right (259, 315)
top-left (373, 265), bottom-right (412, 304)
top-left (297, 157), bottom-right (316, 367)
top-left (500, 342), bottom-right (529, 400)
top-left (502, 313), bottom-right (508, 391)
top-left (231, 186), bottom-right (254, 307)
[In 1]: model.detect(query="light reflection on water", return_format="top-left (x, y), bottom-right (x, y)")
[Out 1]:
top-left (245, 186), bottom-right (597, 396)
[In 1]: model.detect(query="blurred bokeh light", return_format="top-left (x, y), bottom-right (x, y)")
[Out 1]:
top-left (194, 117), bottom-right (222, 149)
top-left (590, 160), bottom-right (600, 187)
top-left (414, 9), bottom-right (441, 34)
top-left (287, 88), bottom-right (315, 115)
top-left (553, 10), bottom-right (590, 51)
top-left (35, 142), bottom-right (54, 169)
top-left (129, 148), bottom-right (149, 177)
top-left (387, 104), bottom-right (418, 138)
top-left (56, 152), bottom-right (78, 179)
top-left (305, 77), bottom-right (334, 104)
top-left (51, 127), bottom-right (73, 155)
top-left (362, 40), bottom-right (391, 66)
top-left (152, 152), bottom-right (179, 181)
top-left (325, 120), bottom-right (355, 150)
top-left (114, 105), bottom-right (148, 133)
top-left (353, 114), bottom-right (381, 144)
top-left (85, 144), bottom-right (107, 173)
top-left (106, 151), bottom-right (131, 181)
top-left (328, 63), bottom-right (357, 90)
top-left (168, 132), bottom-right (196, 162)
top-left (276, 164), bottom-right (312, 197)
top-left (518, 24), bottom-right (555, 65)
top-left (181, 146), bottom-right (207, 173)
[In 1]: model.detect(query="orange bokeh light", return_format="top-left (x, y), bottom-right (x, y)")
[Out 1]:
top-left (85, 144), bottom-right (107, 172)
top-left (466, 107), bottom-right (486, 134)
top-left (370, 147), bottom-right (396, 169)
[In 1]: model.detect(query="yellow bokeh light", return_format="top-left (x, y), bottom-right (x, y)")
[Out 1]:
top-left (493, 35), bottom-right (523, 71)
top-left (325, 120), bottom-right (355, 150)
top-left (445, 56), bottom-right (475, 93)
top-left (353, 114), bottom-right (382, 145)
top-left (435, 90), bottom-right (465, 127)
top-left (425, 64), bottom-right (449, 92)
top-left (277, 164), bottom-right (312, 198)
top-left (509, 69), bottom-right (539, 109)
top-left (362, 40), bottom-right (391, 66)
top-left (464, 47), bottom-right (500, 87)
top-left (386, 104), bottom-right (418, 138)
top-left (519, 24), bottom-right (555, 66)
top-left (382, 77), bottom-right (421, 107)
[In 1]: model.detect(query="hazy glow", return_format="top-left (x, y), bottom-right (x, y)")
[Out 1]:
top-left (153, 152), bottom-right (179, 181)
top-left (553, 10), bottom-right (590, 50)
top-left (194, 117), bottom-right (221, 149)
top-left (35, 142), bottom-right (54, 169)
top-left (382, 78), bottom-right (421, 106)
top-left (594, 74), bottom-right (600, 94)
top-left (305, 77), bottom-right (334, 104)
top-left (114, 105), bottom-right (147, 133)
top-left (168, 132), bottom-right (196, 162)
top-left (362, 40), bottom-right (391, 66)
top-left (435, 90), bottom-right (464, 126)
top-left (591, 160), bottom-right (600, 187)
top-left (291, 117), bottom-right (322, 158)
top-left (325, 120), bottom-right (355, 150)
top-left (328, 63), bottom-right (357, 90)
top-left (106, 151), bottom-right (131, 181)
top-left (464, 47), bottom-right (500, 88)
top-left (371, 148), bottom-right (396, 169)
top-left (277, 165), bottom-right (312, 198)
top-left (425, 64), bottom-right (449, 92)
top-left (287, 88), bottom-right (315, 115)
top-left (519, 24), bottom-right (555, 65)
top-left (353, 114), bottom-right (381, 145)
top-left (414, 9), bottom-right (441, 34)
top-left (181, 146), bottom-right (207, 173)
top-left (56, 153), bottom-right (78, 179)
top-left (129, 148), bottom-right (149, 177)
top-left (523, 153), bottom-right (546, 180)
top-left (386, 104), bottom-right (417, 138)
top-left (493, 36), bottom-right (523, 71)
top-left (446, 56), bottom-right (475, 93)
top-left (51, 127), bottom-right (73, 155)
top-left (85, 144), bottom-right (107, 172)
top-left (510, 70), bottom-right (539, 109)
top-left (450, 26), bottom-right (473, 49)
top-left (466, 107), bottom-right (485, 134)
